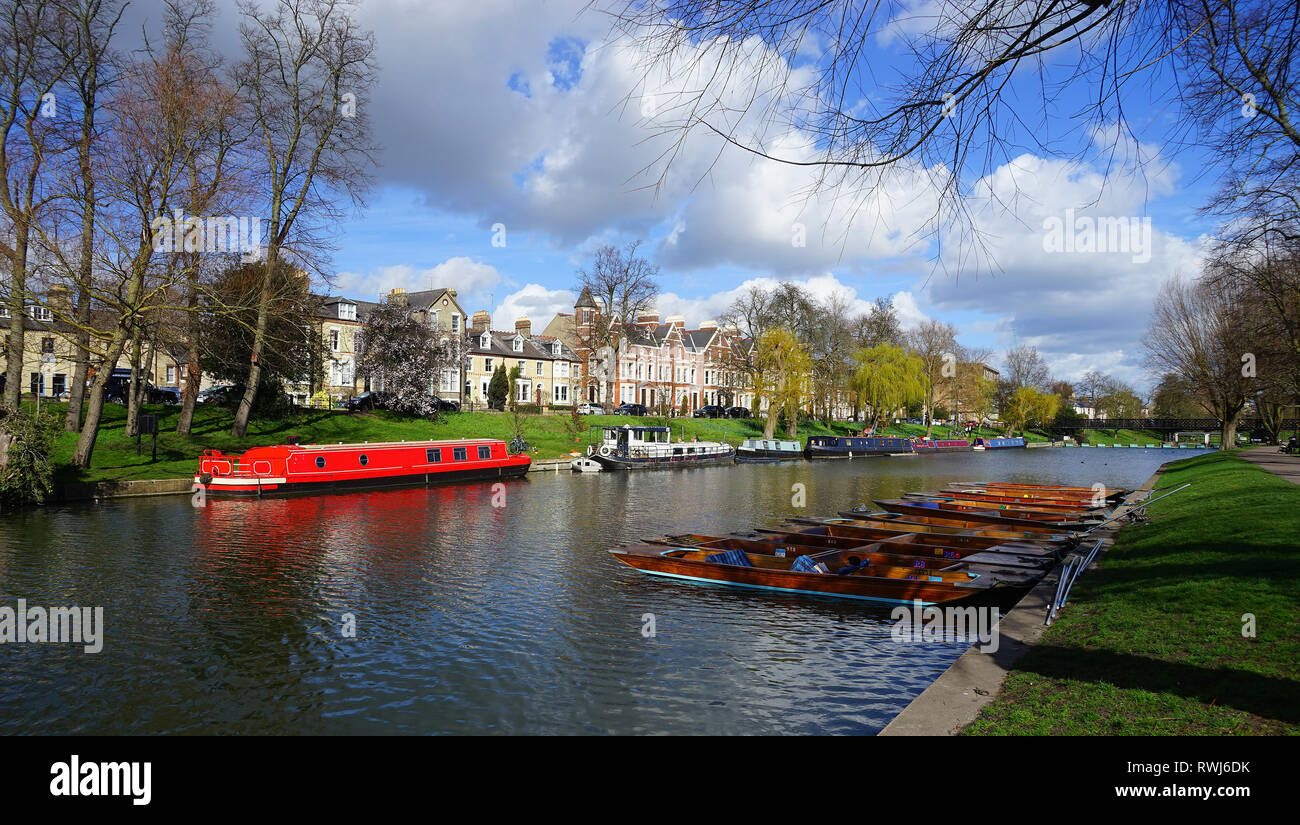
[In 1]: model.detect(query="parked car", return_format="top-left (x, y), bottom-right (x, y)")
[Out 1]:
top-left (198, 385), bottom-right (237, 405)
top-left (344, 391), bottom-right (385, 411)
top-left (576, 402), bottom-right (605, 415)
top-left (725, 406), bottom-right (750, 419)
top-left (614, 403), bottom-right (648, 416)
top-left (432, 396), bottom-right (461, 412)
top-left (692, 405), bottom-right (726, 418)
top-left (102, 374), bottom-right (180, 405)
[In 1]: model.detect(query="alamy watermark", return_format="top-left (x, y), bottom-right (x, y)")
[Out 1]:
top-left (0, 600), bottom-right (103, 653)
top-left (1042, 208), bottom-right (1152, 264)
top-left (890, 599), bottom-right (1000, 653)
top-left (150, 209), bottom-right (264, 262)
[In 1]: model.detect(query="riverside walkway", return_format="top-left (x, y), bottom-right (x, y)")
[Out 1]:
top-left (1239, 446), bottom-right (1300, 485)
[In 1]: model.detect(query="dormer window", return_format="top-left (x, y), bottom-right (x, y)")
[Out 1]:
top-left (337, 302), bottom-right (356, 321)
top-left (26, 305), bottom-right (51, 322)
top-left (0, 306), bottom-right (8, 318)
top-left (551, 341), bottom-right (561, 356)
top-left (480, 332), bottom-right (491, 348)
top-left (512, 336), bottom-right (524, 352)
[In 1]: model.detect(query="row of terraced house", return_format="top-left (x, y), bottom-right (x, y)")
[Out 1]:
top-left (7, 279), bottom-right (760, 415)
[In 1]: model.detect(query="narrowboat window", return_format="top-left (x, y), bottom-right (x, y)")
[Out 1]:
top-left (359, 454), bottom-right (369, 466)
top-left (427, 448), bottom-right (442, 463)
top-left (315, 456), bottom-right (325, 468)
top-left (477, 445), bottom-right (491, 459)
top-left (453, 447), bottom-right (467, 461)
top-left (673, 448), bottom-right (682, 455)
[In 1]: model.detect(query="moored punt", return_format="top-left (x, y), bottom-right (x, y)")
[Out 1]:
top-left (874, 499), bottom-right (1094, 529)
top-left (919, 489), bottom-right (1109, 509)
top-left (759, 522), bottom-right (1061, 558)
top-left (804, 435), bottom-right (915, 458)
top-left (829, 511), bottom-right (1077, 542)
top-left (896, 494), bottom-right (1105, 519)
top-left (608, 543), bottom-right (1027, 606)
top-left (194, 438), bottom-right (530, 498)
top-left (948, 481), bottom-right (1131, 501)
top-left (652, 534), bottom-right (1043, 577)
top-left (745, 530), bottom-right (1053, 572)
top-left (901, 491), bottom-right (1103, 516)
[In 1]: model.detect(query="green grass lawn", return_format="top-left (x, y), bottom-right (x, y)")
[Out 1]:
top-left (964, 450), bottom-right (1300, 735)
top-left (36, 400), bottom-right (1037, 484)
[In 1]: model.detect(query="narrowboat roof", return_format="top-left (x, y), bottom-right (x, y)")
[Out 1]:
top-left (592, 424), bottom-right (670, 433)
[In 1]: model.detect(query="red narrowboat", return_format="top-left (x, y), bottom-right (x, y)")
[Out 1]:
top-left (194, 438), bottom-right (530, 497)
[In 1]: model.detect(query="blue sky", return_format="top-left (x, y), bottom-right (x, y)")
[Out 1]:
top-left (126, 0), bottom-right (1228, 393)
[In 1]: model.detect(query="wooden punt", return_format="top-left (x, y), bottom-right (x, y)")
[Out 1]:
top-left (758, 522), bottom-right (1060, 557)
top-left (609, 543), bottom-right (1028, 606)
top-left (744, 531), bottom-right (1053, 572)
top-left (828, 512), bottom-right (1077, 542)
top-left (874, 499), bottom-right (1094, 529)
top-left (888, 496), bottom-right (1103, 520)
top-left (914, 489), bottom-right (1109, 510)
top-left (901, 491), bottom-right (1103, 515)
top-left (948, 482), bottom-right (1130, 501)
top-left (652, 534), bottom-right (1042, 578)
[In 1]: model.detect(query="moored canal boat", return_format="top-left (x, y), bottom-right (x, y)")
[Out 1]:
top-left (587, 425), bottom-right (735, 470)
top-left (194, 438), bottom-right (530, 497)
top-left (735, 438), bottom-right (804, 462)
top-left (972, 436), bottom-right (1027, 449)
top-left (911, 437), bottom-right (972, 453)
top-left (804, 435), bottom-right (915, 458)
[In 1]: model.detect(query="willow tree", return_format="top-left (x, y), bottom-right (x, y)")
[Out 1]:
top-left (1002, 386), bottom-right (1061, 437)
top-left (230, 0), bottom-right (377, 438)
top-left (754, 327), bottom-right (811, 439)
top-left (850, 344), bottom-right (926, 434)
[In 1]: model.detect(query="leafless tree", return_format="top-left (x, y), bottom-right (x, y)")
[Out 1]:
top-left (907, 318), bottom-right (957, 435)
top-left (1, 0), bottom-right (72, 409)
top-left (1143, 270), bottom-right (1256, 447)
top-left (229, 0), bottom-right (377, 438)
top-left (601, 1), bottom-right (1300, 265)
top-left (574, 240), bottom-right (659, 404)
top-left (1004, 343), bottom-right (1050, 391)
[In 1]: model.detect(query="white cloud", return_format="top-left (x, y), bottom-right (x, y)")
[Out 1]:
top-left (491, 284), bottom-right (575, 332)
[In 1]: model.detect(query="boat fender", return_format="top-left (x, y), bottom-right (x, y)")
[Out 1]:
top-left (199, 473), bottom-right (213, 485)
top-left (599, 445), bottom-right (612, 457)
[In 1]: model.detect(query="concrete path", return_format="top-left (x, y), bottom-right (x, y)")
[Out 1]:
top-left (1239, 446), bottom-right (1300, 485)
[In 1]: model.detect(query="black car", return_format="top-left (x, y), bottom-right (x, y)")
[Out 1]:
top-left (614, 403), bottom-right (648, 416)
top-left (432, 396), bottom-right (461, 412)
top-left (692, 405), bottom-right (726, 418)
top-left (345, 391), bottom-right (387, 411)
top-left (103, 375), bottom-right (180, 405)
top-left (725, 406), bottom-right (750, 419)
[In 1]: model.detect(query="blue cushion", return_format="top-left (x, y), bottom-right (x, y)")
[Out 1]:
top-left (704, 548), bottom-right (752, 567)
top-left (791, 554), bottom-right (825, 574)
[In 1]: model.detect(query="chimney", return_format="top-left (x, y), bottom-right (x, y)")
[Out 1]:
top-left (388, 287), bottom-right (408, 306)
top-left (471, 310), bottom-right (491, 331)
top-left (699, 319), bottom-right (717, 330)
top-left (47, 284), bottom-right (72, 314)
top-left (637, 311), bottom-right (659, 326)
top-left (666, 314), bottom-right (685, 328)
top-left (515, 316), bottom-right (531, 337)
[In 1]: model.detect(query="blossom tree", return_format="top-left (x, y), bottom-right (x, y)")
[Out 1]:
top-left (356, 301), bottom-right (453, 417)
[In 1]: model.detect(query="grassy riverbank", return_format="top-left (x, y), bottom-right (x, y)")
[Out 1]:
top-left (964, 450), bottom-right (1300, 735)
top-left (31, 399), bottom-right (1046, 484)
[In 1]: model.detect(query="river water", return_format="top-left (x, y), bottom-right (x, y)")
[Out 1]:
top-left (0, 447), bottom-right (1200, 735)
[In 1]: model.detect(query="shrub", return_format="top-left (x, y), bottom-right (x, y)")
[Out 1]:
top-left (0, 407), bottom-right (60, 508)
